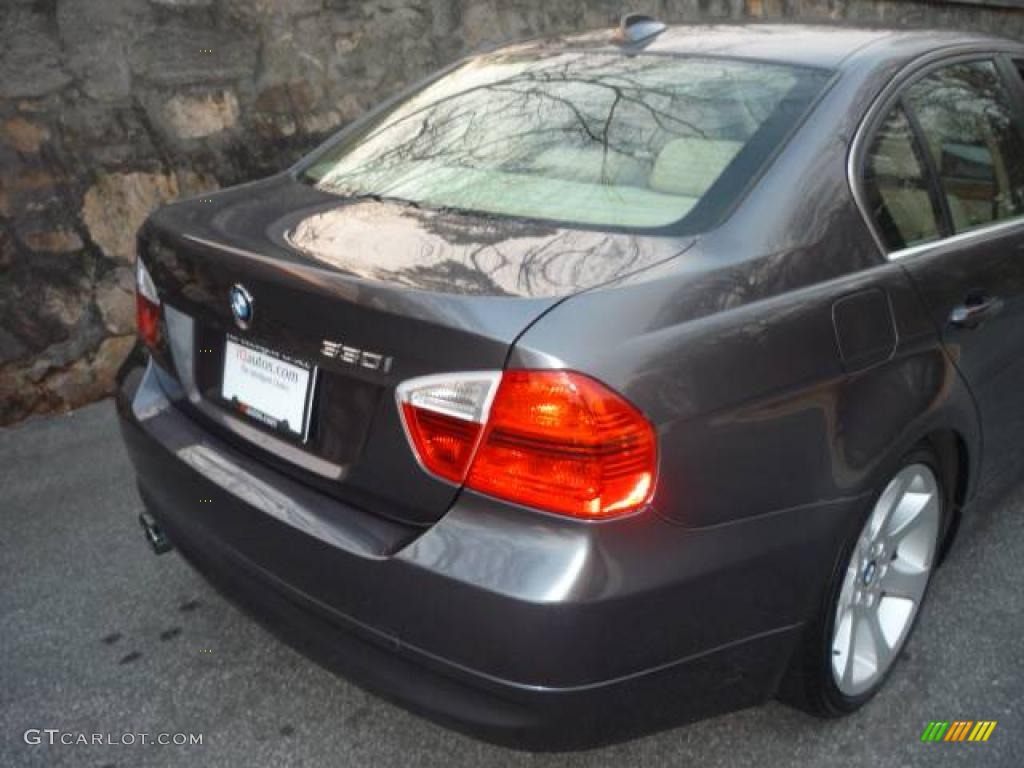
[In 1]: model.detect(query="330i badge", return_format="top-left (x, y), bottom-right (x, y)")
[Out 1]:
top-left (320, 339), bottom-right (394, 372)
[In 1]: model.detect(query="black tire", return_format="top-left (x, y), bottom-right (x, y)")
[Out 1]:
top-left (778, 444), bottom-right (949, 716)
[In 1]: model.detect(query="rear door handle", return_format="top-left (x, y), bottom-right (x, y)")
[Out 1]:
top-left (950, 296), bottom-right (1000, 329)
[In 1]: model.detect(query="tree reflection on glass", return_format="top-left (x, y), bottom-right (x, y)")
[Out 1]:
top-left (300, 50), bottom-right (825, 230)
top-left (906, 60), bottom-right (1024, 233)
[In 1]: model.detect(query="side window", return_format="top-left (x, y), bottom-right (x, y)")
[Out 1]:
top-left (863, 106), bottom-right (941, 250)
top-left (905, 60), bottom-right (1024, 234)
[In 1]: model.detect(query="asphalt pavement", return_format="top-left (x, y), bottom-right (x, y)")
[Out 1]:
top-left (1, 400), bottom-right (1021, 767)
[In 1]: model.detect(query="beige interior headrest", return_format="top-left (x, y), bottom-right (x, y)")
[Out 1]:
top-left (532, 146), bottom-right (650, 188)
top-left (649, 138), bottom-right (743, 197)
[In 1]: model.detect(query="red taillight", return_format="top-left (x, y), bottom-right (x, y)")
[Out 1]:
top-left (135, 257), bottom-right (161, 349)
top-left (136, 293), bottom-right (161, 349)
top-left (469, 371), bottom-right (656, 518)
top-left (400, 404), bottom-right (483, 483)
top-left (397, 370), bottom-right (656, 519)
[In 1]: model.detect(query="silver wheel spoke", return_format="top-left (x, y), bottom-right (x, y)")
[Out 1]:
top-left (878, 563), bottom-right (928, 601)
top-left (862, 606), bottom-right (892, 675)
top-left (832, 607), bottom-right (854, 686)
top-left (885, 489), bottom-right (932, 541)
top-left (837, 561), bottom-right (857, 609)
top-left (850, 607), bottom-right (878, 685)
top-left (887, 509), bottom-right (939, 572)
top-left (868, 475), bottom-right (906, 540)
top-left (842, 640), bottom-right (857, 689)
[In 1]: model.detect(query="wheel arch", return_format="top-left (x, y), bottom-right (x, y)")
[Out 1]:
top-left (922, 427), bottom-right (970, 564)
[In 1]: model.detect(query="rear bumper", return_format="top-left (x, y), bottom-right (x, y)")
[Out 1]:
top-left (116, 351), bottom-right (861, 750)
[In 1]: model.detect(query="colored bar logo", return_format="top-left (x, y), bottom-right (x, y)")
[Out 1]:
top-left (921, 721), bottom-right (997, 742)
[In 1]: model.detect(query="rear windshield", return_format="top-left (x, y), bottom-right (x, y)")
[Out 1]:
top-left (299, 50), bottom-right (831, 231)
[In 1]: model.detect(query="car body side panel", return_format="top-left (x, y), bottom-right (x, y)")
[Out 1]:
top-left (513, 255), bottom-right (980, 529)
top-left (509, 52), bottom-right (984, 528)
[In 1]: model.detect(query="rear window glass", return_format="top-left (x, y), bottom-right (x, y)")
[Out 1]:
top-left (299, 51), bottom-right (831, 231)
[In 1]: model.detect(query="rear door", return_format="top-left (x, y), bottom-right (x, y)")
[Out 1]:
top-left (862, 55), bottom-right (1024, 493)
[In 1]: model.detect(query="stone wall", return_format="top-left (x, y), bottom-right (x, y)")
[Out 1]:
top-left (3, 0), bottom-right (1024, 424)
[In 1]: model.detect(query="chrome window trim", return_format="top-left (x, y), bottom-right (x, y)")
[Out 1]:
top-left (847, 42), bottom-right (1024, 261)
top-left (888, 216), bottom-right (1024, 260)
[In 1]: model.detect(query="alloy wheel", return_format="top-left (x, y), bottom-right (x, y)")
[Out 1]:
top-left (831, 464), bottom-right (941, 696)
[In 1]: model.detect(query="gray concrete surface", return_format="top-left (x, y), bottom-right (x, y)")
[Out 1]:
top-left (1, 400), bottom-right (1021, 767)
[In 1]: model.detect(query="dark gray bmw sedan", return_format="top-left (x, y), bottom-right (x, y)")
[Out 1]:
top-left (117, 16), bottom-right (1024, 749)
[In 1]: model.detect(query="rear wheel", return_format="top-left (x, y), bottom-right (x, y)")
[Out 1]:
top-left (781, 447), bottom-right (945, 714)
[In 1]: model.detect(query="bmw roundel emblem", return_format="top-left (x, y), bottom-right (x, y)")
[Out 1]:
top-left (229, 284), bottom-right (254, 330)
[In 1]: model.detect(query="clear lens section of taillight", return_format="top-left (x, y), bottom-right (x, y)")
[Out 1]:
top-left (397, 369), bottom-right (657, 519)
top-left (136, 257), bottom-right (161, 349)
top-left (396, 372), bottom-right (502, 483)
